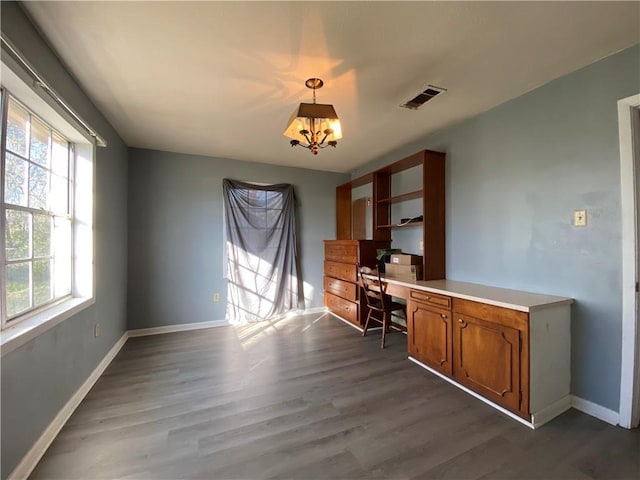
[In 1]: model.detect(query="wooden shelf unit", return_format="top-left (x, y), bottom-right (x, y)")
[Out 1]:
top-left (377, 221), bottom-right (423, 229)
top-left (376, 190), bottom-right (423, 204)
top-left (333, 149), bottom-right (445, 280)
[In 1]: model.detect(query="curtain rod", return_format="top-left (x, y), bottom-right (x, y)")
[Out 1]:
top-left (1, 35), bottom-right (107, 147)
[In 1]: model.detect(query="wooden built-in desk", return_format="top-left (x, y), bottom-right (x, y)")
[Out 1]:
top-left (356, 276), bottom-right (573, 429)
top-left (325, 147), bottom-right (573, 428)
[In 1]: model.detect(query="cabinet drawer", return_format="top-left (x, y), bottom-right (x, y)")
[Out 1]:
top-left (410, 290), bottom-right (452, 309)
top-left (324, 261), bottom-right (357, 283)
top-left (325, 243), bottom-right (359, 263)
top-left (324, 276), bottom-right (357, 301)
top-left (453, 298), bottom-right (527, 330)
top-left (325, 292), bottom-right (358, 325)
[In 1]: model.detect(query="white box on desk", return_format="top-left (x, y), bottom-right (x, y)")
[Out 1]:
top-left (389, 254), bottom-right (422, 265)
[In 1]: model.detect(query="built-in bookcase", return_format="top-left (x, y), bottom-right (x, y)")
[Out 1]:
top-left (335, 149), bottom-right (445, 280)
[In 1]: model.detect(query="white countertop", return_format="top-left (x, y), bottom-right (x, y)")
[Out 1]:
top-left (378, 277), bottom-right (574, 312)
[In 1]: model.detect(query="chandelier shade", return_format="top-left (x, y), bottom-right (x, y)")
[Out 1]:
top-left (284, 78), bottom-right (342, 155)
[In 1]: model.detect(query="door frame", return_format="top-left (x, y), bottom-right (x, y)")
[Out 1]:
top-left (618, 93), bottom-right (640, 429)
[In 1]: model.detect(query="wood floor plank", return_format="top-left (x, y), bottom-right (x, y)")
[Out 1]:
top-left (412, 435), bottom-right (521, 480)
top-left (29, 312), bottom-right (640, 479)
top-left (269, 450), bottom-right (369, 480)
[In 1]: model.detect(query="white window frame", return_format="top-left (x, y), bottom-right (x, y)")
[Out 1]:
top-left (1, 92), bottom-right (76, 324)
top-left (0, 62), bottom-right (95, 356)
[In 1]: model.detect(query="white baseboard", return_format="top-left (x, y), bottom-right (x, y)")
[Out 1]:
top-left (329, 313), bottom-right (385, 333)
top-left (408, 357), bottom-right (622, 428)
top-left (571, 395), bottom-right (620, 426)
top-left (8, 332), bottom-right (128, 480)
top-left (127, 310), bottom-right (324, 337)
top-left (408, 356), bottom-right (536, 429)
top-left (329, 311), bottom-right (392, 334)
top-left (531, 395), bottom-right (572, 428)
top-left (127, 319), bottom-right (229, 337)
top-left (332, 313), bottom-right (365, 332)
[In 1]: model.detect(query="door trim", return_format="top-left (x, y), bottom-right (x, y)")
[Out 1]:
top-left (618, 93), bottom-right (640, 429)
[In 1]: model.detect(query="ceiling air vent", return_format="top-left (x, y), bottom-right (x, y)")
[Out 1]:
top-left (400, 85), bottom-right (447, 110)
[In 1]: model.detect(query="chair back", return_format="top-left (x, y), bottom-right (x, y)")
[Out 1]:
top-left (357, 264), bottom-right (387, 311)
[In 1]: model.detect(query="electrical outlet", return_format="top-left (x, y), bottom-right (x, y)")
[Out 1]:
top-left (419, 241), bottom-right (424, 251)
top-left (573, 209), bottom-right (587, 227)
top-left (94, 323), bottom-right (100, 337)
top-left (213, 293), bottom-right (220, 302)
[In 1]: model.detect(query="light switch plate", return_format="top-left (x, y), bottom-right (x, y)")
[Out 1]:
top-left (573, 209), bottom-right (587, 227)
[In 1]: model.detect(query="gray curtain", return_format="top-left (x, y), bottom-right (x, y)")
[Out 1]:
top-left (223, 179), bottom-right (301, 323)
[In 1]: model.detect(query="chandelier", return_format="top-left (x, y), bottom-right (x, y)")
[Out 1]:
top-left (283, 78), bottom-right (342, 155)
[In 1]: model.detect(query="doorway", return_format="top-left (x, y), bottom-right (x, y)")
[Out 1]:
top-left (619, 94), bottom-right (640, 428)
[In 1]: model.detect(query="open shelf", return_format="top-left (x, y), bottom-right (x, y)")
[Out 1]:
top-left (376, 189), bottom-right (423, 204)
top-left (377, 221), bottom-right (423, 229)
top-left (333, 148), bottom-right (445, 280)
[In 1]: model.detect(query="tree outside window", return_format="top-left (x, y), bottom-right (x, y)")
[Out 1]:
top-left (2, 94), bottom-right (72, 323)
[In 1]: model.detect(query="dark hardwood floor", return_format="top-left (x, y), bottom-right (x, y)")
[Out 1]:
top-left (31, 312), bottom-right (639, 479)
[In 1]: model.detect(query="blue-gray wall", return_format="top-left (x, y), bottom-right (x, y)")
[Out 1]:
top-left (353, 45), bottom-right (640, 412)
top-left (127, 148), bottom-right (348, 330)
top-left (1, 0), bottom-right (637, 474)
top-left (1, 3), bottom-right (129, 478)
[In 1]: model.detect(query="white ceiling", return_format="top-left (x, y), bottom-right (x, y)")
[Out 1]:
top-left (23, 1), bottom-right (640, 173)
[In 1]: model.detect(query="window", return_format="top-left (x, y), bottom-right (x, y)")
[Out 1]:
top-left (1, 86), bottom-right (94, 335)
top-left (223, 179), bottom-right (300, 323)
top-left (2, 94), bottom-right (73, 323)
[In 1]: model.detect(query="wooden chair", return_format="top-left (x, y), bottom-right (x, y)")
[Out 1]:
top-left (357, 264), bottom-right (407, 348)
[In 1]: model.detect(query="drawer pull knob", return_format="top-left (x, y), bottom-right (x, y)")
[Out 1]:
top-left (458, 318), bottom-right (464, 324)
top-left (440, 314), bottom-right (447, 319)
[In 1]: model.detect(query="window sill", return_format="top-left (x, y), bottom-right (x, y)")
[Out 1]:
top-left (0, 297), bottom-right (95, 356)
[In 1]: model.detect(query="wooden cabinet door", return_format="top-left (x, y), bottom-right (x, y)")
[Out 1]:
top-left (407, 301), bottom-right (452, 375)
top-left (453, 313), bottom-right (521, 412)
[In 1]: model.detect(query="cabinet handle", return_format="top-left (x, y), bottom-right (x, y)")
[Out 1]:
top-left (440, 314), bottom-right (447, 319)
top-left (458, 318), bottom-right (464, 324)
